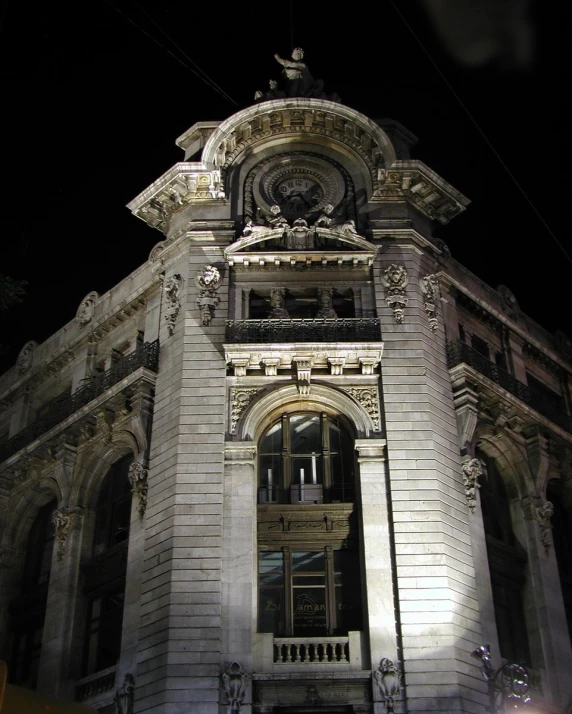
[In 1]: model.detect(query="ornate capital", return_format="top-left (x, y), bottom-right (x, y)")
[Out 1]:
top-left (164, 273), bottom-right (183, 336)
top-left (421, 273), bottom-right (440, 332)
top-left (128, 461), bottom-right (148, 521)
top-left (195, 265), bottom-right (222, 326)
top-left (52, 509), bottom-right (72, 562)
top-left (222, 661), bottom-right (248, 713)
top-left (373, 658), bottom-right (402, 712)
top-left (462, 458), bottom-right (483, 512)
top-left (381, 264), bottom-right (408, 324)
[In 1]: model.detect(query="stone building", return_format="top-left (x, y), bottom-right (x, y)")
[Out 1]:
top-left (0, 57), bottom-right (571, 714)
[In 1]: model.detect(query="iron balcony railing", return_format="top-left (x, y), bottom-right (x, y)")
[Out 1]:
top-left (226, 318), bottom-right (381, 344)
top-left (0, 340), bottom-right (159, 463)
top-left (446, 340), bottom-right (571, 433)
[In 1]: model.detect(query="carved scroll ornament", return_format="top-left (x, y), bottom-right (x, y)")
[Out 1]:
top-left (462, 458), bottom-right (483, 512)
top-left (421, 273), bottom-right (439, 332)
top-left (164, 273), bottom-right (183, 336)
top-left (222, 661), bottom-right (248, 713)
top-left (52, 509), bottom-right (71, 561)
top-left (534, 500), bottom-right (554, 554)
top-left (381, 264), bottom-right (408, 324)
top-left (373, 658), bottom-right (402, 713)
top-left (128, 461), bottom-right (148, 521)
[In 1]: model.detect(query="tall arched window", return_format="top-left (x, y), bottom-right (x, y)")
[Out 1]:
top-left (257, 412), bottom-right (362, 638)
top-left (82, 454), bottom-right (133, 675)
top-left (478, 450), bottom-right (531, 664)
top-left (9, 499), bottom-right (56, 688)
top-left (258, 413), bottom-right (354, 504)
top-left (546, 479), bottom-right (572, 644)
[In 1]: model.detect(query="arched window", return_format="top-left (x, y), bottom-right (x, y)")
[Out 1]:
top-left (546, 479), bottom-right (572, 644)
top-left (258, 413), bottom-right (354, 504)
top-left (478, 450), bottom-right (531, 664)
top-left (82, 454), bottom-right (133, 675)
top-left (9, 499), bottom-right (56, 688)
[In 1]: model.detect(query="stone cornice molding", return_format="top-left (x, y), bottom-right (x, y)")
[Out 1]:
top-left (355, 438), bottom-right (387, 461)
top-left (440, 273), bottom-right (571, 373)
top-left (225, 344), bottom-right (383, 378)
top-left (0, 368), bottom-right (157, 475)
top-left (127, 162), bottom-right (228, 233)
top-left (449, 363), bottom-right (572, 445)
top-left (224, 442), bottom-right (258, 464)
top-left (373, 161), bottom-right (469, 224)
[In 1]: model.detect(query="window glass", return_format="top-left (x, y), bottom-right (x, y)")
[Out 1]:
top-left (290, 415), bottom-right (321, 453)
top-left (258, 552), bottom-right (285, 635)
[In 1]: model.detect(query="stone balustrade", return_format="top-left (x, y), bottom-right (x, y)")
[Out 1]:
top-left (274, 636), bottom-right (350, 664)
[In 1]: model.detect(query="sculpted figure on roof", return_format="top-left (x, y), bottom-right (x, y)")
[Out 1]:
top-left (254, 49), bottom-right (340, 103)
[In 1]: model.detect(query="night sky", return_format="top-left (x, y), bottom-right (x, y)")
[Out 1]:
top-left (1, 1), bottom-right (570, 370)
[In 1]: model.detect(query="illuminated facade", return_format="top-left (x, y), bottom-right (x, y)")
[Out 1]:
top-left (0, 85), bottom-right (571, 714)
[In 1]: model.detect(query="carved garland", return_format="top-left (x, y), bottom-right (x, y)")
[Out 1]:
top-left (534, 500), bottom-right (554, 554)
top-left (373, 658), bottom-right (402, 713)
top-left (52, 509), bottom-right (71, 561)
top-left (222, 661), bottom-right (249, 713)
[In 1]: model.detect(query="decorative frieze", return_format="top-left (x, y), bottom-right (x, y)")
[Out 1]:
top-left (534, 500), bottom-right (554, 554)
top-left (163, 273), bottom-right (183, 336)
top-left (195, 265), bottom-right (222, 326)
top-left (342, 387), bottom-right (380, 432)
top-left (381, 264), bottom-right (408, 324)
top-left (230, 388), bottom-right (262, 434)
top-left (373, 658), bottom-right (402, 713)
top-left (222, 661), bottom-right (248, 713)
top-left (128, 461), bottom-right (148, 521)
top-left (52, 509), bottom-right (71, 561)
top-left (461, 457), bottom-right (483, 512)
top-left (421, 273), bottom-right (440, 332)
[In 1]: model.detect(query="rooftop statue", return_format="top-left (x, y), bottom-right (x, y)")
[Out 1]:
top-left (254, 48), bottom-right (340, 103)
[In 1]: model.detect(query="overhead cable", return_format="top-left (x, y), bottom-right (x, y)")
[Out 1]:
top-left (387, 0), bottom-right (572, 266)
top-left (101, 0), bottom-right (238, 106)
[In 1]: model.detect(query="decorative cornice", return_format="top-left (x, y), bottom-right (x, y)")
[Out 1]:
top-left (373, 161), bottom-right (469, 224)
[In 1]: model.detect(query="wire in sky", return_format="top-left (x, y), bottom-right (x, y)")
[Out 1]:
top-left (387, 0), bottom-right (572, 267)
top-left (129, 0), bottom-right (237, 106)
top-left (101, 0), bottom-right (238, 106)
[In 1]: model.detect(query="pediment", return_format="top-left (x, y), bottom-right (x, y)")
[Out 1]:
top-left (225, 226), bottom-right (376, 268)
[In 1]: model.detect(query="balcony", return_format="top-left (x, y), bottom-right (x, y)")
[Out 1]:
top-left (0, 340), bottom-right (160, 463)
top-left (446, 340), bottom-right (571, 433)
top-left (225, 318), bottom-right (381, 344)
top-left (254, 631), bottom-right (364, 673)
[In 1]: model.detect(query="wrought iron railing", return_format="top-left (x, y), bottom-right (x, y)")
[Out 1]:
top-left (226, 318), bottom-right (381, 344)
top-left (75, 666), bottom-right (116, 701)
top-left (447, 340), bottom-right (571, 433)
top-left (0, 340), bottom-right (159, 463)
top-left (274, 637), bottom-right (350, 664)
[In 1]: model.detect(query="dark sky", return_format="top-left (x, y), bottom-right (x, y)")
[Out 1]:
top-left (1, 1), bottom-right (570, 370)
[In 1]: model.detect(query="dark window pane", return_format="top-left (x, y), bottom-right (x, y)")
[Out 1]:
top-left (291, 456), bottom-right (322, 485)
top-left (293, 586), bottom-right (327, 636)
top-left (292, 551), bottom-right (325, 573)
top-left (259, 552), bottom-right (284, 635)
top-left (260, 422), bottom-right (282, 454)
top-left (290, 415), bottom-right (321, 453)
top-left (334, 551), bottom-right (363, 634)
